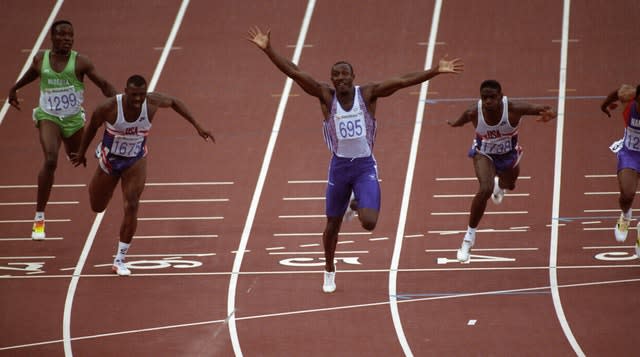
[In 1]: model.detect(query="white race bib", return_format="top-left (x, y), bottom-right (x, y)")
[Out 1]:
top-left (625, 128), bottom-right (640, 151)
top-left (110, 135), bottom-right (144, 157)
top-left (40, 86), bottom-right (83, 117)
top-left (335, 113), bottom-right (365, 140)
top-left (480, 137), bottom-right (513, 155)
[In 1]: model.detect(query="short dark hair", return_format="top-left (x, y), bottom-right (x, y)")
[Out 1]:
top-left (51, 20), bottom-right (72, 36)
top-left (126, 75), bottom-right (147, 88)
top-left (480, 79), bottom-right (502, 93)
top-left (332, 61), bottom-right (354, 74)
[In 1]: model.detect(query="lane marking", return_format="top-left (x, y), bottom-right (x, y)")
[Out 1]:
top-left (430, 211), bottom-right (528, 215)
top-left (282, 196), bottom-right (324, 200)
top-left (0, 184), bottom-right (84, 188)
top-left (389, 2), bottom-right (444, 356)
top-left (268, 251), bottom-right (368, 255)
top-left (278, 214), bottom-right (324, 218)
top-left (0, 201), bottom-right (78, 206)
top-left (425, 248), bottom-right (538, 252)
top-left (0, 0), bottom-right (64, 125)
top-left (550, 1), bottom-right (584, 356)
top-left (138, 216), bottom-right (223, 221)
top-left (145, 181), bottom-right (233, 186)
top-left (274, 232), bottom-right (370, 237)
top-left (132, 234), bottom-right (218, 239)
top-left (140, 198), bottom-right (228, 203)
top-left (0, 219), bottom-right (70, 223)
top-left (433, 193), bottom-right (529, 198)
top-left (227, 2), bottom-right (317, 356)
top-left (0, 237), bottom-right (63, 241)
top-left (428, 228), bottom-right (527, 235)
top-left (435, 176), bottom-right (531, 181)
top-left (62, 2), bottom-right (191, 356)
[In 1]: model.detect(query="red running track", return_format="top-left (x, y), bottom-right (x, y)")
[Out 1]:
top-left (1, 1), bottom-right (639, 356)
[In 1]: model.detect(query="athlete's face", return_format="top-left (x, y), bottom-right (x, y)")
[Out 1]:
top-left (480, 87), bottom-right (503, 112)
top-left (51, 24), bottom-right (73, 54)
top-left (124, 85), bottom-right (148, 109)
top-left (331, 63), bottom-right (355, 94)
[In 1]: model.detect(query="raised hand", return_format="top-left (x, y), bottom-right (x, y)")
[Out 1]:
top-left (437, 56), bottom-right (464, 74)
top-left (247, 26), bottom-right (270, 50)
top-left (536, 108), bottom-right (557, 122)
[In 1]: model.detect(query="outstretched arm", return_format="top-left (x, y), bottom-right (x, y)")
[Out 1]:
top-left (147, 92), bottom-right (214, 142)
top-left (368, 57), bottom-right (464, 99)
top-left (8, 55), bottom-right (41, 110)
top-left (70, 100), bottom-right (111, 167)
top-left (77, 55), bottom-right (117, 97)
top-left (447, 104), bottom-right (475, 127)
top-left (247, 26), bottom-right (328, 99)
top-left (511, 101), bottom-right (557, 122)
top-left (601, 84), bottom-right (635, 118)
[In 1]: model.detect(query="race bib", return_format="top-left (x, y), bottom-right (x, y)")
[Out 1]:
top-left (40, 86), bottom-right (83, 117)
top-left (335, 113), bottom-right (365, 140)
top-left (110, 135), bottom-right (143, 157)
top-left (480, 138), bottom-right (513, 155)
top-left (624, 128), bottom-right (640, 151)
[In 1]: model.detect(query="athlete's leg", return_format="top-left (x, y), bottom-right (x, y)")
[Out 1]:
top-left (617, 168), bottom-right (638, 213)
top-left (322, 216), bottom-right (342, 272)
top-left (62, 126), bottom-right (84, 158)
top-left (36, 120), bottom-right (63, 212)
top-left (118, 157), bottom-right (147, 245)
top-left (469, 154), bottom-right (496, 228)
top-left (88, 166), bottom-right (120, 213)
top-left (497, 163), bottom-right (520, 191)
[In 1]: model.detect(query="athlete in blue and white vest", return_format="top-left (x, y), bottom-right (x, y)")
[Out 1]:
top-left (601, 83), bottom-right (640, 258)
top-left (71, 75), bottom-right (214, 276)
top-left (448, 79), bottom-right (556, 263)
top-left (248, 26), bottom-right (463, 293)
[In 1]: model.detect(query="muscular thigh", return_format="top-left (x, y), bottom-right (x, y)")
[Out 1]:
top-left (121, 157), bottom-right (147, 202)
top-left (473, 153), bottom-right (496, 188)
top-left (38, 120), bottom-right (63, 157)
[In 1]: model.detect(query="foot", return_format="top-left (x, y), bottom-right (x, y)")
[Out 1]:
top-left (491, 176), bottom-right (505, 205)
top-left (112, 260), bottom-right (131, 276)
top-left (31, 219), bottom-right (45, 241)
top-left (323, 270), bottom-right (336, 293)
top-left (614, 213), bottom-right (630, 242)
top-left (456, 240), bottom-right (473, 263)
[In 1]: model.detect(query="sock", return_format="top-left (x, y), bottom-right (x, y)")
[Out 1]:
top-left (464, 226), bottom-right (476, 244)
top-left (624, 209), bottom-right (632, 220)
top-left (115, 242), bottom-right (130, 262)
top-left (34, 212), bottom-right (45, 221)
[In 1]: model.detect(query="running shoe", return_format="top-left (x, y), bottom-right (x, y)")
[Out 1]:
top-left (112, 260), bottom-right (131, 276)
top-left (456, 239), bottom-right (473, 263)
top-left (323, 270), bottom-right (336, 293)
top-left (614, 213), bottom-right (630, 242)
top-left (31, 219), bottom-right (45, 241)
top-left (491, 176), bottom-right (505, 205)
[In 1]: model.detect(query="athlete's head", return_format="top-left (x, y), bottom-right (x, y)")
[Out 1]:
top-left (331, 61), bottom-right (355, 95)
top-left (50, 20), bottom-right (73, 54)
top-left (480, 79), bottom-right (503, 112)
top-left (124, 75), bottom-right (148, 109)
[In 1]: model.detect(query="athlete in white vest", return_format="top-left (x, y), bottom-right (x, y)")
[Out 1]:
top-left (248, 26), bottom-right (463, 293)
top-left (71, 75), bottom-right (214, 276)
top-left (447, 80), bottom-right (556, 262)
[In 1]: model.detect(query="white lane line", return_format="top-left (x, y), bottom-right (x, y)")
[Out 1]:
top-left (0, 219), bottom-right (70, 223)
top-left (145, 181), bottom-right (233, 186)
top-left (0, 0), bottom-right (64, 125)
top-left (430, 211), bottom-right (528, 215)
top-left (428, 229), bottom-right (527, 235)
top-left (62, 2), bottom-right (191, 356)
top-left (0, 237), bottom-right (63, 241)
top-left (584, 174), bottom-right (615, 178)
top-left (133, 234), bottom-right (218, 239)
top-left (268, 251), bottom-right (368, 255)
top-left (287, 180), bottom-right (327, 184)
top-left (389, 2), bottom-right (443, 356)
top-left (550, 1), bottom-right (584, 356)
top-left (274, 232), bottom-right (370, 237)
top-left (584, 192), bottom-right (624, 195)
top-left (278, 214), bottom-right (324, 218)
top-left (583, 209), bottom-right (618, 213)
top-left (433, 193), bottom-right (529, 198)
top-left (425, 248), bottom-right (538, 252)
top-left (0, 184), bottom-right (84, 188)
top-left (227, 2), bottom-right (316, 356)
top-left (0, 256), bottom-right (55, 259)
top-left (140, 198), bottom-right (228, 203)
top-left (0, 201), bottom-right (78, 206)
top-left (138, 216), bottom-right (223, 221)
top-left (282, 196), bottom-right (324, 201)
top-left (436, 176), bottom-right (532, 181)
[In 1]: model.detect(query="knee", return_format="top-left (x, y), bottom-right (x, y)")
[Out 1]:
top-left (477, 184), bottom-right (493, 199)
top-left (361, 220), bottom-right (376, 231)
top-left (123, 199), bottom-right (140, 214)
top-left (505, 181), bottom-right (516, 191)
top-left (90, 199), bottom-right (107, 213)
top-left (620, 191), bottom-right (635, 204)
top-left (43, 155), bottom-right (58, 172)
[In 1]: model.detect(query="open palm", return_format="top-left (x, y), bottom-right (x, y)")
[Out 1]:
top-left (438, 57), bottom-right (464, 74)
top-left (247, 26), bottom-right (270, 50)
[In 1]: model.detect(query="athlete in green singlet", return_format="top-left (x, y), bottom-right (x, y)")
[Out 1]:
top-left (8, 20), bottom-right (116, 240)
